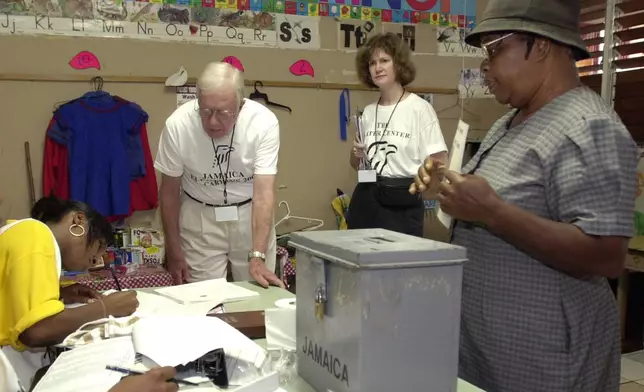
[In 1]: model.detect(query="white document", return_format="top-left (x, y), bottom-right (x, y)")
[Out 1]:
top-left (66, 290), bottom-right (222, 317)
top-left (265, 308), bottom-right (296, 351)
top-left (133, 290), bottom-right (222, 317)
top-left (32, 337), bottom-right (135, 392)
top-left (132, 315), bottom-right (267, 369)
top-left (155, 278), bottom-right (259, 305)
top-left (437, 120), bottom-right (470, 229)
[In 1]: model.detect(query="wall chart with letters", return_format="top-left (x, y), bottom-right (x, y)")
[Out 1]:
top-left (0, 0), bottom-right (475, 48)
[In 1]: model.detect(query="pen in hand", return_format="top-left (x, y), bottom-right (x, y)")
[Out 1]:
top-left (105, 365), bottom-right (201, 386)
top-left (109, 267), bottom-right (122, 291)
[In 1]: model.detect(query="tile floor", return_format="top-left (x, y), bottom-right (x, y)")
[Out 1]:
top-left (622, 351), bottom-right (644, 391)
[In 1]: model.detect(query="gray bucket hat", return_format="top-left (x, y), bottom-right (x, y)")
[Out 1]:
top-left (464, 0), bottom-right (591, 61)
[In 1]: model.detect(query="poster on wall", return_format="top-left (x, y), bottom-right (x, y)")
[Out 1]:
top-left (436, 26), bottom-right (482, 57)
top-left (1, 0), bottom-right (475, 46)
top-left (177, 85), bottom-right (196, 108)
top-left (337, 20), bottom-right (378, 51)
top-left (0, 7), bottom-right (320, 49)
top-left (458, 68), bottom-right (493, 99)
top-left (276, 14), bottom-right (320, 50)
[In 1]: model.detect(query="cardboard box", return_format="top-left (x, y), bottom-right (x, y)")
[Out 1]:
top-left (130, 228), bottom-right (165, 265)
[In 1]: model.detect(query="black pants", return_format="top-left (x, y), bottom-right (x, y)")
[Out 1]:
top-left (346, 178), bottom-right (424, 237)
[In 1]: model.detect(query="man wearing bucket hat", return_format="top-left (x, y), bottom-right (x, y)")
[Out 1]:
top-left (411, 0), bottom-right (638, 391)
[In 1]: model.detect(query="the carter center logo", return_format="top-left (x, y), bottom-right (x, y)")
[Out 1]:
top-left (212, 145), bottom-right (235, 168)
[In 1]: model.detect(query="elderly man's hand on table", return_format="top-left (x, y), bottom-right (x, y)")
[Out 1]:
top-left (108, 367), bottom-right (179, 392)
top-left (250, 258), bottom-right (285, 289)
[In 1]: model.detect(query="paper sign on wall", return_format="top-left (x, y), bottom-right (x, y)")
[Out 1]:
top-left (382, 22), bottom-right (433, 54)
top-left (176, 85), bottom-right (196, 108)
top-left (275, 15), bottom-right (321, 50)
top-left (69, 51), bottom-right (101, 70)
top-left (459, 68), bottom-right (494, 99)
top-left (337, 20), bottom-right (375, 50)
top-left (436, 26), bottom-right (483, 57)
top-left (437, 120), bottom-right (470, 229)
top-left (289, 60), bottom-right (314, 77)
top-left (1, 12), bottom-right (321, 50)
top-left (223, 56), bottom-right (244, 72)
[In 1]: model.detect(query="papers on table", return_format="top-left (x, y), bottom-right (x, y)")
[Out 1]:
top-left (133, 290), bottom-right (223, 317)
top-left (64, 290), bottom-right (224, 318)
top-left (155, 278), bottom-right (259, 305)
top-left (132, 315), bottom-right (267, 369)
top-left (32, 337), bottom-right (135, 392)
top-left (438, 119), bottom-right (470, 229)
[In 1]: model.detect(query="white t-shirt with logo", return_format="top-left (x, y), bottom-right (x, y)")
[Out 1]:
top-left (154, 98), bottom-right (280, 205)
top-left (359, 93), bottom-right (447, 178)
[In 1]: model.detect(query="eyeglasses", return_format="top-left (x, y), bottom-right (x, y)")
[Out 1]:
top-left (195, 101), bottom-right (238, 122)
top-left (481, 32), bottom-right (514, 60)
top-left (198, 107), bottom-right (237, 121)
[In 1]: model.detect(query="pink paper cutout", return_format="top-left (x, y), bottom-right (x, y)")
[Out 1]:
top-left (69, 51), bottom-right (101, 70)
top-left (223, 56), bottom-right (245, 72)
top-left (289, 60), bottom-right (314, 78)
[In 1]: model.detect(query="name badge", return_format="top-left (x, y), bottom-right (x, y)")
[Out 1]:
top-left (358, 170), bottom-right (377, 183)
top-left (215, 206), bottom-right (239, 222)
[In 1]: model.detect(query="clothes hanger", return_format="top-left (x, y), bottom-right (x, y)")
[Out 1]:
top-left (275, 200), bottom-right (324, 236)
top-left (249, 81), bottom-right (292, 113)
top-left (54, 77), bottom-right (109, 109)
top-left (434, 96), bottom-right (479, 119)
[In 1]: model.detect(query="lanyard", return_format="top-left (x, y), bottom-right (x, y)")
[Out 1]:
top-left (211, 125), bottom-right (236, 205)
top-left (339, 89), bottom-right (350, 141)
top-left (368, 90), bottom-right (405, 163)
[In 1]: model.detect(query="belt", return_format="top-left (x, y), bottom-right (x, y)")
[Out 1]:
top-left (184, 191), bottom-right (252, 208)
top-left (376, 176), bottom-right (414, 188)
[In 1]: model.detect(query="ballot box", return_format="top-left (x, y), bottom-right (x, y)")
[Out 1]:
top-left (289, 229), bottom-right (467, 392)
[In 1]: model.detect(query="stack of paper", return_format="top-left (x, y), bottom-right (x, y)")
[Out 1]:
top-left (132, 315), bottom-right (267, 368)
top-left (32, 337), bottom-right (135, 392)
top-left (155, 278), bottom-right (259, 305)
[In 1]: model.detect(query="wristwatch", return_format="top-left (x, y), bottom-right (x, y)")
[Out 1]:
top-left (248, 250), bottom-right (266, 263)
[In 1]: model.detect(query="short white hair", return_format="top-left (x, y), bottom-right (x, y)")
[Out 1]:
top-left (196, 62), bottom-right (245, 106)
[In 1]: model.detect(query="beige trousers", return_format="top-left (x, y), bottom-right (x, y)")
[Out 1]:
top-left (179, 195), bottom-right (276, 283)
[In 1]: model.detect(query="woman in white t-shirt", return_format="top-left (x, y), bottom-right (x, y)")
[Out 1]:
top-left (348, 32), bottom-right (448, 237)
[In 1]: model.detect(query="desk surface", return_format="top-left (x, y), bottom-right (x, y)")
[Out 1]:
top-left (223, 282), bottom-right (484, 392)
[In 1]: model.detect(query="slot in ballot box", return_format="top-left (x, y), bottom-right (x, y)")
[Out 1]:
top-left (289, 229), bottom-right (467, 392)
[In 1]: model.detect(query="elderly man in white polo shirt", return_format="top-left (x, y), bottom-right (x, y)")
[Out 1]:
top-left (155, 62), bottom-right (282, 288)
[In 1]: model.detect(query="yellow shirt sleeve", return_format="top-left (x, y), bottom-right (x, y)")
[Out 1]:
top-left (0, 220), bottom-right (65, 351)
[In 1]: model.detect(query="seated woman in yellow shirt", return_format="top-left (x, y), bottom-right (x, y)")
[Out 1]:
top-left (0, 196), bottom-right (140, 387)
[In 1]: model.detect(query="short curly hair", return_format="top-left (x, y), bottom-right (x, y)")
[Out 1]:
top-left (355, 32), bottom-right (416, 88)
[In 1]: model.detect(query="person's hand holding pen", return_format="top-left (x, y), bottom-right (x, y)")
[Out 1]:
top-left (101, 291), bottom-right (139, 318)
top-left (108, 367), bottom-right (179, 392)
